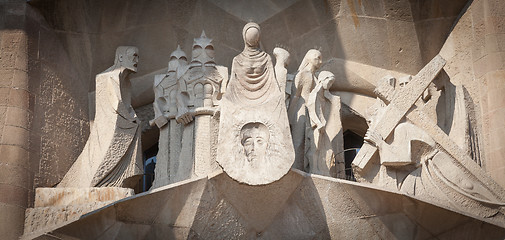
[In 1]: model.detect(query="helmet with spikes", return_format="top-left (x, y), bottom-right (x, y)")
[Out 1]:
top-left (168, 45), bottom-right (188, 73)
top-left (191, 30), bottom-right (215, 68)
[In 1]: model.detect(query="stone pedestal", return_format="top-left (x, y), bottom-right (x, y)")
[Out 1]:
top-left (22, 187), bottom-right (133, 239)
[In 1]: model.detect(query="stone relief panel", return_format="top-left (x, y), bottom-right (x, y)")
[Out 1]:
top-left (353, 55), bottom-right (505, 223)
top-left (217, 22), bottom-right (295, 185)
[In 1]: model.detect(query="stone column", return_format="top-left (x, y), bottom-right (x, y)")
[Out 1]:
top-left (0, 1), bottom-right (31, 239)
top-left (168, 91), bottom-right (183, 184)
top-left (194, 83), bottom-right (215, 177)
top-left (471, 0), bottom-right (505, 187)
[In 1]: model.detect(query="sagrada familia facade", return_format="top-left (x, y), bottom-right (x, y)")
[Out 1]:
top-left (1, 0), bottom-right (505, 239)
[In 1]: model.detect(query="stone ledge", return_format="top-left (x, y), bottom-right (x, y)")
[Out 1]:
top-left (34, 187), bottom-right (134, 207)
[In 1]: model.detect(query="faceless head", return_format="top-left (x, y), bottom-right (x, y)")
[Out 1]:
top-left (168, 45), bottom-right (188, 73)
top-left (191, 31), bottom-right (215, 67)
top-left (242, 22), bottom-right (261, 48)
top-left (273, 47), bottom-right (290, 66)
top-left (240, 122), bottom-right (270, 163)
top-left (318, 71), bottom-right (335, 90)
top-left (299, 49), bottom-right (322, 72)
top-left (310, 50), bottom-right (322, 70)
top-left (115, 46), bottom-right (139, 72)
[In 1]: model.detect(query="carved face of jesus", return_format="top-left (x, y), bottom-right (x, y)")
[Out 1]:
top-left (241, 123), bottom-right (269, 163)
top-left (245, 27), bottom-right (260, 47)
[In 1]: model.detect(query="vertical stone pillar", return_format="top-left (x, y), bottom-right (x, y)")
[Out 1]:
top-left (0, 1), bottom-right (31, 239)
top-left (194, 83), bottom-right (213, 177)
top-left (168, 91), bottom-right (183, 184)
top-left (472, 0), bottom-right (505, 187)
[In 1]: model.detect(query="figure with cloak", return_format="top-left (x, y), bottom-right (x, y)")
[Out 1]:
top-left (287, 49), bottom-right (322, 170)
top-left (306, 71), bottom-right (344, 177)
top-left (58, 46), bottom-right (143, 188)
top-left (217, 22), bottom-right (294, 185)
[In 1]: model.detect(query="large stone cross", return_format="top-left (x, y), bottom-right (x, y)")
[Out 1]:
top-left (352, 55), bottom-right (446, 171)
top-left (352, 54), bottom-right (505, 199)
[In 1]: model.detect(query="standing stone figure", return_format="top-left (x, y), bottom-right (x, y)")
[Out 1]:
top-left (306, 71), bottom-right (344, 177)
top-left (171, 31), bottom-right (225, 183)
top-left (150, 46), bottom-right (187, 188)
top-left (287, 49), bottom-right (322, 171)
top-left (59, 46), bottom-right (143, 188)
top-left (217, 22), bottom-right (294, 185)
top-left (273, 47), bottom-right (291, 107)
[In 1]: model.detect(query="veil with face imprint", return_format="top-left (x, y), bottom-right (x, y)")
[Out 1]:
top-left (217, 23), bottom-right (294, 185)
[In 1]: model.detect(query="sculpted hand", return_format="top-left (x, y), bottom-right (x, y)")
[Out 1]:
top-left (364, 129), bottom-right (383, 149)
top-left (150, 116), bottom-right (168, 128)
top-left (176, 107), bottom-right (193, 125)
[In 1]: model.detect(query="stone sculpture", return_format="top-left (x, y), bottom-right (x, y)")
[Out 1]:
top-left (173, 31), bottom-right (225, 183)
top-left (150, 32), bottom-right (226, 188)
top-left (217, 22), bottom-right (294, 185)
top-left (287, 49), bottom-right (322, 170)
top-left (58, 46), bottom-right (143, 188)
top-left (273, 47), bottom-right (291, 107)
top-left (357, 58), bottom-right (505, 220)
top-left (150, 46), bottom-right (187, 188)
top-left (306, 71), bottom-right (344, 177)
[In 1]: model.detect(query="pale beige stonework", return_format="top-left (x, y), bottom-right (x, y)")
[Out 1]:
top-left (22, 187), bottom-right (133, 239)
top-left (150, 32), bottom-right (227, 188)
top-left (306, 71), bottom-right (344, 177)
top-left (1, 0), bottom-right (505, 239)
top-left (25, 170), bottom-right (505, 239)
top-left (217, 22), bottom-right (295, 185)
top-left (57, 47), bottom-right (143, 189)
top-left (354, 58), bottom-right (505, 224)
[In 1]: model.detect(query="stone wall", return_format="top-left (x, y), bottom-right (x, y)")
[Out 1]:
top-left (469, 0), bottom-right (505, 187)
top-left (0, 1), bottom-right (31, 239)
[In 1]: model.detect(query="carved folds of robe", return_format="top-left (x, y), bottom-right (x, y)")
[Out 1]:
top-left (217, 23), bottom-right (294, 185)
top-left (58, 68), bottom-right (143, 188)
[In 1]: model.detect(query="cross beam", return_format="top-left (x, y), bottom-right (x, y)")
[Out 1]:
top-left (352, 55), bottom-right (446, 170)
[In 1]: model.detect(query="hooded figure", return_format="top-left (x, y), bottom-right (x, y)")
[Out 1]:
top-left (225, 22), bottom-right (279, 104)
top-left (217, 22), bottom-right (294, 185)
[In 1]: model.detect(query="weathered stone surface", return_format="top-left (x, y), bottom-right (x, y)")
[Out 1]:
top-left (58, 46), bottom-right (143, 188)
top-left (1, 1), bottom-right (505, 239)
top-left (33, 170), bottom-right (505, 239)
top-left (34, 187), bottom-right (134, 207)
top-left (22, 187), bottom-right (133, 239)
top-left (217, 22), bottom-right (294, 185)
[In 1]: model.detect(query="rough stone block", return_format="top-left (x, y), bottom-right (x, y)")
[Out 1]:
top-left (0, 144), bottom-right (29, 168)
top-left (0, 203), bottom-right (25, 240)
top-left (23, 201), bottom-right (115, 238)
top-left (1, 125), bottom-right (29, 147)
top-left (0, 183), bottom-right (28, 208)
top-left (5, 106), bottom-right (30, 129)
top-left (34, 187), bottom-right (134, 207)
top-left (7, 87), bottom-right (30, 109)
top-left (0, 163), bottom-right (31, 189)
